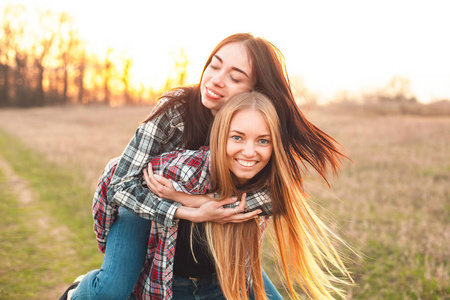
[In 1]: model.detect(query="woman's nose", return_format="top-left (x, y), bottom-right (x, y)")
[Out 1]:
top-left (242, 143), bottom-right (256, 157)
top-left (211, 72), bottom-right (225, 87)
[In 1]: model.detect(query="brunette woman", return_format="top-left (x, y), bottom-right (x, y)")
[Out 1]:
top-left (62, 32), bottom-right (348, 300)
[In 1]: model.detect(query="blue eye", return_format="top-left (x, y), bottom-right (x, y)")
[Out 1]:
top-left (259, 139), bottom-right (270, 145)
top-left (231, 135), bottom-right (242, 141)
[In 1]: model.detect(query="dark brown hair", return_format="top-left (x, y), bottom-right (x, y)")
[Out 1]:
top-left (147, 33), bottom-right (345, 184)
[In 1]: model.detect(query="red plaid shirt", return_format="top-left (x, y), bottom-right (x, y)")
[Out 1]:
top-left (92, 147), bottom-right (272, 299)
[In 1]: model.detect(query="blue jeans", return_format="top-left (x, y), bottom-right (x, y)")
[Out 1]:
top-left (71, 208), bottom-right (151, 300)
top-left (172, 270), bottom-right (282, 300)
top-left (72, 208), bottom-right (282, 299)
top-left (261, 269), bottom-right (283, 300)
top-left (172, 276), bottom-right (225, 300)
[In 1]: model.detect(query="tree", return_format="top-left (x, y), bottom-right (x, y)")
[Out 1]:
top-left (0, 5), bottom-right (25, 106)
top-left (0, 19), bottom-right (12, 106)
top-left (121, 56), bottom-right (133, 104)
top-left (383, 76), bottom-right (417, 103)
top-left (103, 48), bottom-right (113, 105)
top-left (164, 47), bottom-right (189, 90)
top-left (34, 34), bottom-right (54, 106)
top-left (75, 51), bottom-right (86, 104)
top-left (33, 10), bottom-right (57, 106)
top-left (14, 51), bottom-right (30, 107)
top-left (57, 12), bottom-right (80, 104)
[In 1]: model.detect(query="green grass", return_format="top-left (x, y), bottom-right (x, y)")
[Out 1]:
top-left (1, 109), bottom-right (450, 299)
top-left (0, 129), bottom-right (103, 299)
top-left (349, 239), bottom-right (449, 299)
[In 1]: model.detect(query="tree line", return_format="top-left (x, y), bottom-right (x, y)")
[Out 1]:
top-left (0, 4), bottom-right (188, 108)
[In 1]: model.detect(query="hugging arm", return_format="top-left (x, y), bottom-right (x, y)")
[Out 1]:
top-left (143, 148), bottom-right (271, 223)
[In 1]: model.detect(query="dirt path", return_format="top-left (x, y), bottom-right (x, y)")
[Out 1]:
top-left (0, 157), bottom-right (75, 299)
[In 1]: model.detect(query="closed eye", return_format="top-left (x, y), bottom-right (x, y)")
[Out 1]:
top-left (230, 76), bottom-right (240, 83)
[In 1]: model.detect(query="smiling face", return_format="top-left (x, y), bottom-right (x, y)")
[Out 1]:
top-left (226, 108), bottom-right (273, 185)
top-left (200, 43), bottom-right (254, 115)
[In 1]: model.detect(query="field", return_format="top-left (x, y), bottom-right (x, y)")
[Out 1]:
top-left (0, 104), bottom-right (449, 299)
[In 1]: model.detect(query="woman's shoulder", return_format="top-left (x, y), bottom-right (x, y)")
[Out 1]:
top-left (146, 88), bottom-right (188, 120)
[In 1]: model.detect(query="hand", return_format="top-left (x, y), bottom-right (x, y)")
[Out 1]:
top-left (143, 163), bottom-right (179, 200)
top-left (195, 193), bottom-right (262, 224)
top-left (143, 163), bottom-right (210, 207)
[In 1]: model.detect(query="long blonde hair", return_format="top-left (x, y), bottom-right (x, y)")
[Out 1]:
top-left (206, 91), bottom-right (353, 299)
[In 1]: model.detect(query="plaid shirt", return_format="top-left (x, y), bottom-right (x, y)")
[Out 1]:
top-left (107, 96), bottom-right (186, 228)
top-left (96, 95), bottom-right (272, 299)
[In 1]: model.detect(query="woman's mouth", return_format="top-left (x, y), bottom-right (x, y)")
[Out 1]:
top-left (236, 159), bottom-right (257, 167)
top-left (205, 87), bottom-right (222, 99)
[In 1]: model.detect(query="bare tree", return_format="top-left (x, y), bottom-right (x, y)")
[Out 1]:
top-left (33, 34), bottom-right (55, 106)
top-left (1, 4), bottom-right (32, 107)
top-left (384, 76), bottom-right (417, 103)
top-left (32, 10), bottom-right (57, 106)
top-left (121, 57), bottom-right (133, 104)
top-left (103, 49), bottom-right (113, 105)
top-left (164, 47), bottom-right (189, 90)
top-left (0, 5), bottom-right (20, 106)
top-left (0, 19), bottom-right (12, 106)
top-left (56, 12), bottom-right (80, 104)
top-left (76, 51), bottom-right (86, 104)
top-left (363, 76), bottom-right (418, 104)
top-left (14, 51), bottom-right (29, 107)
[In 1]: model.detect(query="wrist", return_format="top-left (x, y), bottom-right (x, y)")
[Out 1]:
top-left (178, 194), bottom-right (208, 208)
top-left (174, 206), bottom-right (204, 222)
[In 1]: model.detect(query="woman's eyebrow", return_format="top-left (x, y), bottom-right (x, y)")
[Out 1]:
top-left (229, 130), bottom-right (271, 138)
top-left (229, 129), bottom-right (244, 135)
top-left (213, 54), bottom-right (249, 78)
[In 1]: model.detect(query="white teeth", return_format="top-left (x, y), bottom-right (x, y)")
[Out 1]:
top-left (206, 87), bottom-right (220, 98)
top-left (237, 159), bottom-right (256, 167)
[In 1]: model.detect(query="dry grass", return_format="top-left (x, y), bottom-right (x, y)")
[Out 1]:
top-left (0, 104), bottom-right (448, 298)
top-left (0, 105), bottom-right (147, 189)
top-left (303, 110), bottom-right (450, 298)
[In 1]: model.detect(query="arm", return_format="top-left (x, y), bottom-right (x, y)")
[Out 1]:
top-left (147, 176), bottom-right (273, 216)
top-left (143, 147), bottom-right (212, 208)
top-left (143, 148), bottom-right (264, 223)
top-left (107, 99), bottom-right (185, 228)
top-left (144, 171), bottom-right (263, 223)
top-left (174, 193), bottom-right (261, 224)
top-left (92, 157), bottom-right (120, 253)
top-left (144, 170), bottom-right (211, 208)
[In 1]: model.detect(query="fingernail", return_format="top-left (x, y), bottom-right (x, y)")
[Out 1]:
top-left (154, 174), bottom-right (159, 178)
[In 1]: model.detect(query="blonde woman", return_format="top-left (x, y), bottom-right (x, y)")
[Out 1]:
top-left (143, 92), bottom-right (353, 299)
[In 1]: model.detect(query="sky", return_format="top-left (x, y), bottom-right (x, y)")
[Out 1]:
top-left (2, 0), bottom-right (450, 103)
